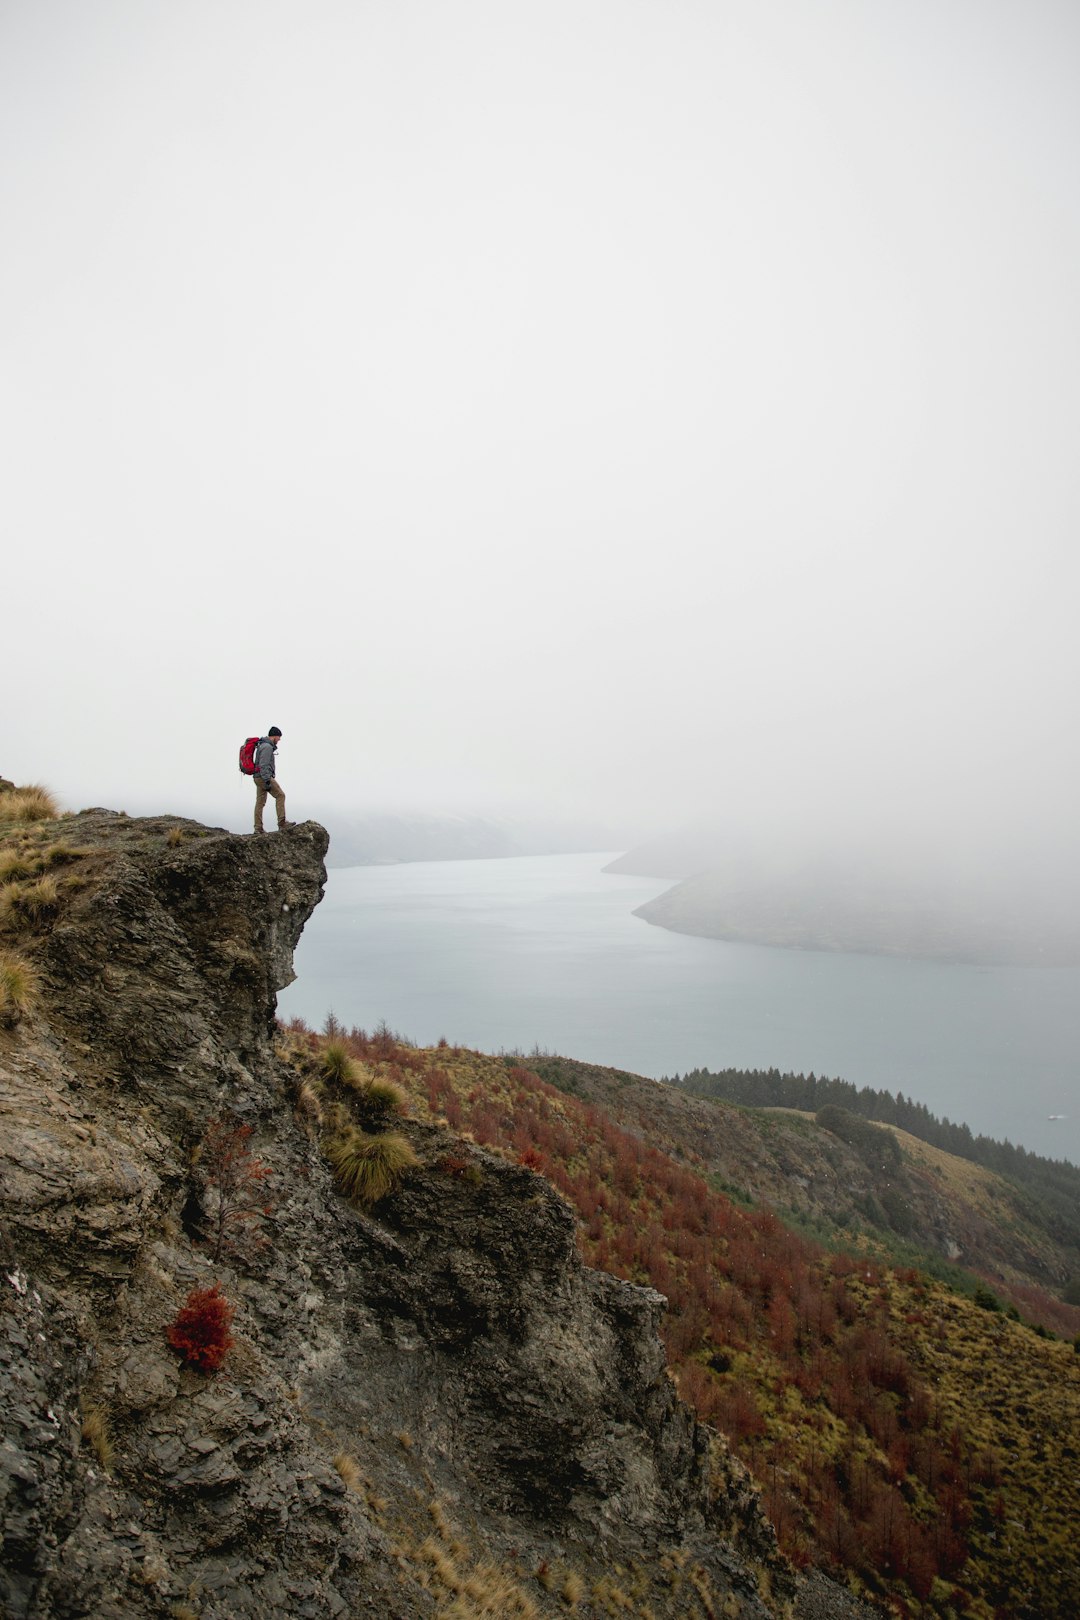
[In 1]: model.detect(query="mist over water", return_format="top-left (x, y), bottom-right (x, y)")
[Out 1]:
top-left (278, 854), bottom-right (1080, 1165)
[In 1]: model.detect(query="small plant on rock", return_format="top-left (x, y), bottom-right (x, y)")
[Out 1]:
top-left (81, 1404), bottom-right (114, 1471)
top-left (166, 1284), bottom-right (235, 1372)
top-left (194, 1112), bottom-right (273, 1261)
top-left (0, 873), bottom-right (60, 929)
top-left (325, 1126), bottom-right (418, 1207)
top-left (332, 1451), bottom-right (363, 1490)
top-left (0, 946), bottom-right (41, 1026)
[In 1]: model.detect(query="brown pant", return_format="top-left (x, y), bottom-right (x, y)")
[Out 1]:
top-left (254, 778), bottom-right (286, 831)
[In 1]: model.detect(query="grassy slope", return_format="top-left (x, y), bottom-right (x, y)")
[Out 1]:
top-left (525, 1056), bottom-right (1080, 1337)
top-left (288, 1024), bottom-right (1080, 1620)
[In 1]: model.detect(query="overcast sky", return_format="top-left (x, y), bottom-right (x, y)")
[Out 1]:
top-left (3, 1), bottom-right (1078, 864)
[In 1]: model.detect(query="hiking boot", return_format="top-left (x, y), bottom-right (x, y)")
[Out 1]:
top-left (253, 827), bottom-right (266, 837)
top-left (278, 821), bottom-right (297, 832)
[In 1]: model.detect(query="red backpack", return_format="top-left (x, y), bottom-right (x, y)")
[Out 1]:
top-left (238, 736), bottom-right (261, 776)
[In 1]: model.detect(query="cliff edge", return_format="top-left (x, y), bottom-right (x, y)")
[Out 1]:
top-left (0, 810), bottom-right (867, 1619)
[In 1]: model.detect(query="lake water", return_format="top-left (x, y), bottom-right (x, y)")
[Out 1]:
top-left (277, 852), bottom-right (1079, 1165)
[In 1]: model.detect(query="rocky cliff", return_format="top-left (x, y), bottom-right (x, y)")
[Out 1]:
top-left (0, 810), bottom-right (870, 1620)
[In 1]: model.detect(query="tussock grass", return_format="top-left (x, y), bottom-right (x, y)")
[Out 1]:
top-left (81, 1405), bottom-right (114, 1472)
top-left (0, 849), bottom-right (41, 883)
top-left (325, 1126), bottom-right (419, 1207)
top-left (0, 784), bottom-right (60, 823)
top-left (560, 1570), bottom-right (584, 1607)
top-left (332, 1451), bottom-right (363, 1490)
top-left (0, 874), bottom-right (60, 928)
top-left (0, 946), bottom-right (42, 1025)
top-left (165, 827), bottom-right (186, 847)
top-left (295, 1077), bottom-right (325, 1128)
top-left (42, 842), bottom-right (90, 867)
top-left (439, 1565), bottom-right (539, 1618)
top-left (320, 1040), bottom-right (358, 1084)
top-left (352, 1074), bottom-right (409, 1128)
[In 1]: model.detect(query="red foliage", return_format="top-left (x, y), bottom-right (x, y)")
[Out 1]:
top-left (301, 1035), bottom-right (983, 1606)
top-left (166, 1284), bottom-right (235, 1372)
top-left (198, 1113), bottom-right (272, 1261)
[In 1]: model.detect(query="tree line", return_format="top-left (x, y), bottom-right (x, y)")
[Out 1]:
top-left (670, 1065), bottom-right (1080, 1253)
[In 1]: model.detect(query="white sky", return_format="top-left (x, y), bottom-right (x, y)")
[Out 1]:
top-left (3, 1), bottom-right (1078, 862)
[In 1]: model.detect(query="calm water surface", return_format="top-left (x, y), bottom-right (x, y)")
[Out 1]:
top-left (278, 852), bottom-right (1079, 1163)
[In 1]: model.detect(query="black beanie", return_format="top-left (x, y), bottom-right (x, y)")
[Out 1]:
top-left (268, 726), bottom-right (282, 737)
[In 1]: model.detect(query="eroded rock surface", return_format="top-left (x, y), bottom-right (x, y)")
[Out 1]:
top-left (0, 811), bottom-right (858, 1618)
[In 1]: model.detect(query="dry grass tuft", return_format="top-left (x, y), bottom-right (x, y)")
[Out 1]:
top-left (81, 1404), bottom-right (114, 1472)
top-left (320, 1040), bottom-right (358, 1084)
top-left (352, 1074), bottom-right (410, 1128)
top-left (440, 1564), bottom-right (540, 1618)
top-left (332, 1451), bottom-right (363, 1490)
top-left (0, 785), bottom-right (60, 823)
top-left (560, 1570), bottom-right (584, 1607)
top-left (296, 1077), bottom-right (325, 1128)
top-left (41, 842), bottom-right (90, 867)
top-left (165, 826), bottom-right (186, 847)
top-left (0, 946), bottom-right (42, 1026)
top-left (0, 873), bottom-right (60, 928)
top-left (325, 1127), bottom-right (419, 1208)
top-left (0, 848), bottom-right (41, 883)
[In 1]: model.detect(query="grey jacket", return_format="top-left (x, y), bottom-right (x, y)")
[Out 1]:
top-left (254, 738), bottom-right (277, 784)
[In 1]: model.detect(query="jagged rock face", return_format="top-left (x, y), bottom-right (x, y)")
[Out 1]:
top-left (42, 811), bottom-right (329, 1097)
top-left (302, 1135), bottom-right (708, 1540)
top-left (0, 813), bottom-right (812, 1619)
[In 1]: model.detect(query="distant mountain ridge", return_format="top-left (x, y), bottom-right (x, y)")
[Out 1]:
top-left (608, 831), bottom-right (1080, 966)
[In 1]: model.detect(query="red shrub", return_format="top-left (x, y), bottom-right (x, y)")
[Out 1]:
top-left (166, 1284), bottom-right (235, 1373)
top-left (198, 1113), bottom-right (272, 1261)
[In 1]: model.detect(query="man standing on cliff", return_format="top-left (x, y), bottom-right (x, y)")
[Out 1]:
top-left (253, 727), bottom-right (294, 834)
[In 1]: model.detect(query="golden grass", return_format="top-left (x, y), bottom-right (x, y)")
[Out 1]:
top-left (320, 1040), bottom-right (358, 1084)
top-left (332, 1451), bottom-right (363, 1490)
top-left (0, 873), bottom-right (60, 928)
top-left (413, 1535), bottom-right (539, 1620)
top-left (296, 1077), bottom-right (325, 1128)
top-left (165, 827), bottom-right (186, 847)
top-left (41, 842), bottom-right (89, 867)
top-left (81, 1405), bottom-right (114, 1472)
top-left (0, 946), bottom-right (41, 1025)
top-left (352, 1074), bottom-right (410, 1128)
top-left (0, 848), bottom-right (41, 883)
top-left (560, 1571), bottom-right (584, 1607)
top-left (325, 1127), bottom-right (419, 1207)
top-left (0, 784), bottom-right (60, 823)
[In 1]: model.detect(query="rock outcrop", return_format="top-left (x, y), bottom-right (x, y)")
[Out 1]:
top-left (0, 811), bottom-right (867, 1619)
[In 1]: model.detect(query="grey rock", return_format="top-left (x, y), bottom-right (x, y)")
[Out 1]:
top-left (0, 811), bottom-right (872, 1618)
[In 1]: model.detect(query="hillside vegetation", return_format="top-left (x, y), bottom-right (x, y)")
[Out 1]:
top-left (673, 1066), bottom-right (1080, 1311)
top-left (286, 1021), bottom-right (1080, 1620)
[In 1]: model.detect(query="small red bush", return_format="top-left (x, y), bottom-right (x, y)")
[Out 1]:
top-left (166, 1284), bottom-right (235, 1373)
